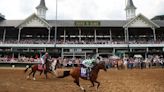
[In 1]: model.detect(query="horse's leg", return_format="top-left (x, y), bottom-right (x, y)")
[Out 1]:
top-left (94, 80), bottom-right (100, 91)
top-left (40, 70), bottom-right (43, 75)
top-left (50, 71), bottom-right (56, 78)
top-left (74, 79), bottom-right (86, 92)
top-left (26, 70), bottom-right (33, 79)
top-left (89, 80), bottom-right (95, 88)
top-left (32, 71), bottom-right (36, 80)
top-left (44, 71), bottom-right (48, 79)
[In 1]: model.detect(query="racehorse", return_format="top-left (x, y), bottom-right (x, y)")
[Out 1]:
top-left (24, 58), bottom-right (58, 80)
top-left (113, 59), bottom-right (124, 70)
top-left (56, 61), bottom-right (107, 92)
top-left (116, 59), bottom-right (124, 70)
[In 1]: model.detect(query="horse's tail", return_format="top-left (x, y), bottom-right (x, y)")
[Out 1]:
top-left (58, 70), bottom-right (70, 78)
top-left (24, 65), bottom-right (32, 73)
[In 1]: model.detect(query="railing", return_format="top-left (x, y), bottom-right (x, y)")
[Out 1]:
top-left (0, 62), bottom-right (39, 68)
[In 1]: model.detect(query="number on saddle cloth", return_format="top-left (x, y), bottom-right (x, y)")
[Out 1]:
top-left (38, 64), bottom-right (46, 70)
top-left (80, 67), bottom-right (87, 77)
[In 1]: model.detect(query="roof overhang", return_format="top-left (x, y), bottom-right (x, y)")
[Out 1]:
top-left (17, 13), bottom-right (51, 28)
top-left (123, 13), bottom-right (160, 28)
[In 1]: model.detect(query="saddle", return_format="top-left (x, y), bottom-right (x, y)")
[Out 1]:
top-left (38, 64), bottom-right (46, 70)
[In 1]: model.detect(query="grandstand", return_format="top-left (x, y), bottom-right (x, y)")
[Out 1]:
top-left (0, 0), bottom-right (164, 61)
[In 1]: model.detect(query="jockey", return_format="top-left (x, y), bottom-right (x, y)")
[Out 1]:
top-left (82, 58), bottom-right (95, 68)
top-left (40, 52), bottom-right (49, 70)
top-left (81, 56), bottom-right (96, 79)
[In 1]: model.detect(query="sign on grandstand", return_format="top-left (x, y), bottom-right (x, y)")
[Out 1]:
top-left (74, 21), bottom-right (101, 26)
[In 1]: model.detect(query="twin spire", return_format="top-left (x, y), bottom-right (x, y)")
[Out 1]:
top-left (36, 0), bottom-right (48, 19)
top-left (35, 0), bottom-right (137, 20)
top-left (125, 0), bottom-right (136, 10)
top-left (125, 0), bottom-right (137, 20)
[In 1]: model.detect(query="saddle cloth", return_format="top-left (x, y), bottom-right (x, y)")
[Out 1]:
top-left (38, 64), bottom-right (46, 70)
top-left (80, 67), bottom-right (87, 77)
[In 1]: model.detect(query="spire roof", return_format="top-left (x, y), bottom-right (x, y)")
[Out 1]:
top-left (36, 0), bottom-right (48, 10)
top-left (125, 0), bottom-right (136, 10)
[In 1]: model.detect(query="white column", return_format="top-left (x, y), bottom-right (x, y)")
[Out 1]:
top-left (124, 28), bottom-right (127, 42)
top-left (96, 48), bottom-right (99, 57)
top-left (12, 53), bottom-right (14, 58)
top-left (61, 48), bottom-right (64, 59)
top-left (79, 29), bottom-right (81, 42)
top-left (152, 27), bottom-right (156, 41)
top-left (110, 29), bottom-right (112, 42)
top-left (18, 28), bottom-right (22, 43)
top-left (146, 48), bottom-right (149, 52)
top-left (94, 29), bottom-right (97, 43)
top-left (64, 29), bottom-right (66, 43)
top-left (18, 53), bottom-right (20, 59)
top-left (113, 48), bottom-right (115, 55)
top-left (127, 27), bottom-right (129, 43)
top-left (3, 28), bottom-right (6, 43)
top-left (48, 27), bottom-right (51, 43)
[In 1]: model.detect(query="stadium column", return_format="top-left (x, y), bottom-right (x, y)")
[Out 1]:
top-left (113, 48), bottom-right (116, 55)
top-left (109, 29), bottom-right (112, 42)
top-left (18, 27), bottom-right (22, 43)
top-left (126, 27), bottom-right (130, 56)
top-left (152, 27), bottom-right (156, 41)
top-left (79, 28), bottom-right (81, 42)
top-left (96, 48), bottom-right (99, 57)
top-left (145, 48), bottom-right (149, 58)
top-left (48, 27), bottom-right (51, 43)
top-left (94, 29), bottom-right (97, 43)
top-left (127, 27), bottom-right (129, 43)
top-left (61, 48), bottom-right (64, 59)
top-left (64, 29), bottom-right (66, 43)
top-left (124, 27), bottom-right (127, 42)
top-left (3, 28), bottom-right (6, 43)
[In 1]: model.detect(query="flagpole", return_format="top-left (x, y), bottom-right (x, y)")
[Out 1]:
top-left (54, 0), bottom-right (58, 47)
top-left (125, 0), bottom-right (127, 6)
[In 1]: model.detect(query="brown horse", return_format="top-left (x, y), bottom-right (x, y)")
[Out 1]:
top-left (24, 59), bottom-right (56, 80)
top-left (116, 59), bottom-right (124, 70)
top-left (56, 61), bottom-right (107, 92)
top-left (113, 59), bottom-right (124, 70)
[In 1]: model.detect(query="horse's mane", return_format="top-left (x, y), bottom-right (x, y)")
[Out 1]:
top-left (92, 61), bottom-right (105, 70)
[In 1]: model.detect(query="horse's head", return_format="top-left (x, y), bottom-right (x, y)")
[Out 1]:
top-left (98, 61), bottom-right (107, 72)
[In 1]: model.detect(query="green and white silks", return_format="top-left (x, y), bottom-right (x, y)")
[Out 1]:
top-left (82, 59), bottom-right (95, 68)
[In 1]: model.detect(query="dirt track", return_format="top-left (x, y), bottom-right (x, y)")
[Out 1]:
top-left (0, 68), bottom-right (164, 92)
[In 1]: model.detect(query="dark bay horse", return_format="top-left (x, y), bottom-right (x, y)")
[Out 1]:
top-left (24, 59), bottom-right (57, 80)
top-left (56, 61), bottom-right (107, 92)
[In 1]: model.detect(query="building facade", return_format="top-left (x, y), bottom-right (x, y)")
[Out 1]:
top-left (0, 0), bottom-right (164, 59)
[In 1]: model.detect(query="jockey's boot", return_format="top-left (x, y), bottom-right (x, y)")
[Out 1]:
top-left (42, 64), bottom-right (45, 73)
top-left (87, 68), bottom-right (90, 80)
top-left (87, 74), bottom-right (90, 80)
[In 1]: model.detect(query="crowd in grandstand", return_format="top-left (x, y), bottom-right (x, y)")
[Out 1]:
top-left (0, 38), bottom-right (164, 44)
top-left (0, 54), bottom-right (164, 69)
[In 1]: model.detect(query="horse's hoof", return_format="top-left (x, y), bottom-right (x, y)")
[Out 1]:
top-left (96, 87), bottom-right (99, 91)
top-left (33, 78), bottom-right (36, 80)
top-left (88, 85), bottom-right (94, 88)
top-left (26, 76), bottom-right (30, 79)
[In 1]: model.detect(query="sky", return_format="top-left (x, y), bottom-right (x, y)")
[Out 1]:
top-left (0, 0), bottom-right (163, 20)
